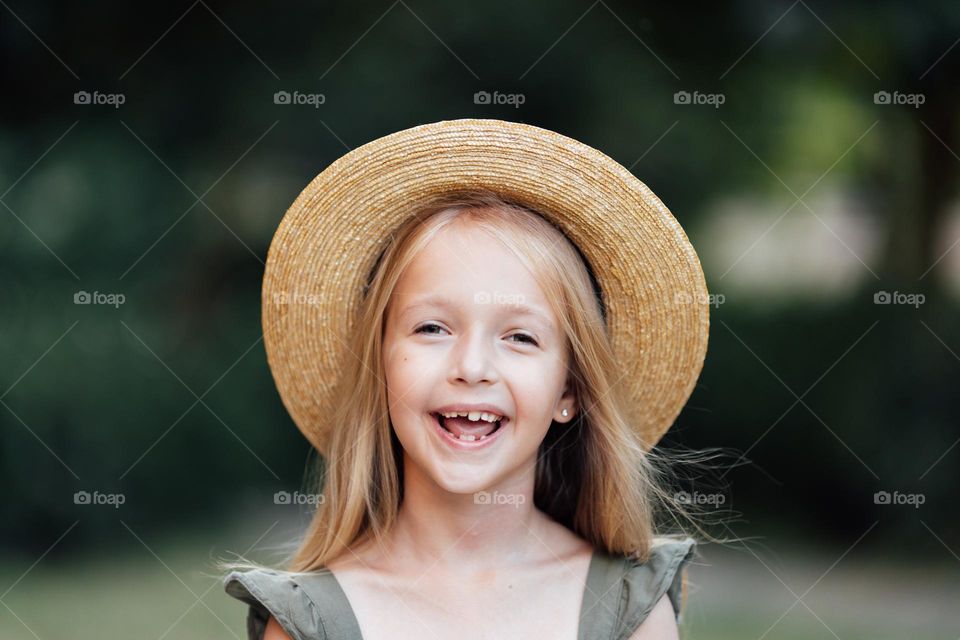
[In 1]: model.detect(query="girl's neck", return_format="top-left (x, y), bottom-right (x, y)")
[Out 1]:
top-left (385, 460), bottom-right (553, 576)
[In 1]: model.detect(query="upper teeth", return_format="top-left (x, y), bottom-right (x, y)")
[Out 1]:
top-left (439, 411), bottom-right (503, 422)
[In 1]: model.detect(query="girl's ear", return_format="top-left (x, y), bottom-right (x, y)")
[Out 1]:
top-left (554, 380), bottom-right (578, 423)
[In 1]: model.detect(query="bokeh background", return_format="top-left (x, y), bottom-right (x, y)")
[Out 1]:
top-left (2, 1), bottom-right (958, 638)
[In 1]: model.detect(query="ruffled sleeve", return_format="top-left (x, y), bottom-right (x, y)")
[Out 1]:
top-left (579, 538), bottom-right (698, 639)
top-left (615, 537), bottom-right (697, 639)
top-left (223, 568), bottom-right (323, 640)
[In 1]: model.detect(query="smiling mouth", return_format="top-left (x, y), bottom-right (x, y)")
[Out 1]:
top-left (431, 412), bottom-right (507, 442)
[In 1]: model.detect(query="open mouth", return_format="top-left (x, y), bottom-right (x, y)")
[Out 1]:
top-left (430, 411), bottom-right (508, 442)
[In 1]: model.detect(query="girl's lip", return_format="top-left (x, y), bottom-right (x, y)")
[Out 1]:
top-left (430, 413), bottom-right (508, 450)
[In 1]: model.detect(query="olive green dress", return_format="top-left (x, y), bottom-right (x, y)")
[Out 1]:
top-left (223, 537), bottom-right (697, 640)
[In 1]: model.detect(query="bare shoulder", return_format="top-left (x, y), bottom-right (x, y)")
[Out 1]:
top-left (627, 593), bottom-right (679, 640)
top-left (324, 535), bottom-right (386, 574)
top-left (264, 614), bottom-right (293, 640)
top-left (535, 512), bottom-right (595, 560)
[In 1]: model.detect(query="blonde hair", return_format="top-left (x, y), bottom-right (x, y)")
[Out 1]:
top-left (220, 189), bottom-right (728, 578)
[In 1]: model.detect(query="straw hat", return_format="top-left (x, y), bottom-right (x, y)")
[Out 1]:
top-left (262, 119), bottom-right (709, 454)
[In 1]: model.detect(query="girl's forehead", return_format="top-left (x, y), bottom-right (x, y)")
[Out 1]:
top-left (398, 226), bottom-right (543, 296)
top-left (389, 231), bottom-right (559, 328)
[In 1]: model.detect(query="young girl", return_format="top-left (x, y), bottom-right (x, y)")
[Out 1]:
top-left (222, 120), bottom-right (710, 640)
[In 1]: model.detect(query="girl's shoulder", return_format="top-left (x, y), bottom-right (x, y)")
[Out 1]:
top-left (584, 537), bottom-right (698, 639)
top-left (223, 565), bottom-right (361, 640)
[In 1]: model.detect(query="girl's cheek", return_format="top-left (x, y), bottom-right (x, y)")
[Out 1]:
top-left (405, 343), bottom-right (444, 367)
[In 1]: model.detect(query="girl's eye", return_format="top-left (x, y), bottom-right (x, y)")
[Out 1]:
top-left (415, 322), bottom-right (446, 335)
top-left (415, 324), bottom-right (538, 346)
top-left (509, 333), bottom-right (539, 346)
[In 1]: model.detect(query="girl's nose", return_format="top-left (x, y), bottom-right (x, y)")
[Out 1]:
top-left (449, 329), bottom-right (498, 385)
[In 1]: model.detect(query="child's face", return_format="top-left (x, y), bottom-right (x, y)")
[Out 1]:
top-left (382, 220), bottom-right (576, 496)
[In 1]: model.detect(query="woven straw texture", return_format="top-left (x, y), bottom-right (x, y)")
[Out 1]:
top-left (261, 119), bottom-right (709, 454)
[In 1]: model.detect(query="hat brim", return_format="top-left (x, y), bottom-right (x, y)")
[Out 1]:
top-left (262, 118), bottom-right (709, 454)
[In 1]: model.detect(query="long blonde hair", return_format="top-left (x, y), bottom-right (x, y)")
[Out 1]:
top-left (221, 189), bottom-right (725, 576)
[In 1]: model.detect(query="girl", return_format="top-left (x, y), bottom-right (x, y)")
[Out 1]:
top-left (222, 120), bottom-right (711, 640)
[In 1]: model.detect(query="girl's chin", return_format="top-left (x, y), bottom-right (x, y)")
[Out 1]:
top-left (411, 459), bottom-right (506, 494)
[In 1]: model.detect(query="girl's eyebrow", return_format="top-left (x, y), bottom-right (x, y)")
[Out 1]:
top-left (399, 294), bottom-right (556, 331)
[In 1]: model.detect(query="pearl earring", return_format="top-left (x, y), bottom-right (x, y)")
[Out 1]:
top-left (561, 409), bottom-right (569, 417)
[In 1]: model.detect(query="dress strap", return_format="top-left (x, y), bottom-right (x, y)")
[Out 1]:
top-left (293, 568), bottom-right (365, 638)
top-left (223, 567), bottom-right (364, 640)
top-left (578, 537), bottom-right (698, 640)
top-left (578, 549), bottom-right (626, 640)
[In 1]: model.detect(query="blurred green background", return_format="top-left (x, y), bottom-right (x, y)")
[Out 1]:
top-left (1, 0), bottom-right (958, 637)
